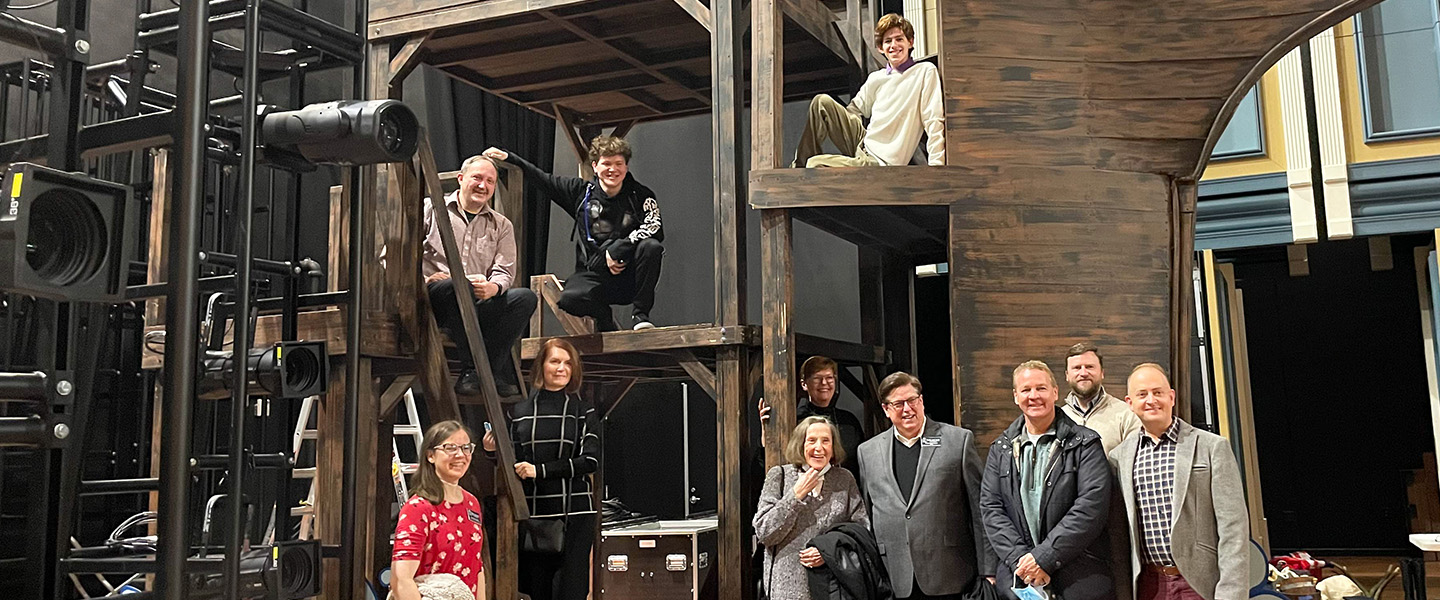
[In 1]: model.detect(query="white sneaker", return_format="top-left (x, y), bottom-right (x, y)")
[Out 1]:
top-left (633, 320), bottom-right (655, 331)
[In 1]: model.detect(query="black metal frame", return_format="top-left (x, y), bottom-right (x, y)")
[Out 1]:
top-left (1, 0), bottom-right (366, 596)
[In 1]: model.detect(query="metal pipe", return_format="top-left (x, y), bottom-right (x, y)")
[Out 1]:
top-left (0, 371), bottom-right (48, 400)
top-left (79, 477), bottom-right (160, 495)
top-left (157, 0), bottom-right (209, 595)
top-left (137, 0), bottom-right (244, 29)
top-left (340, 0), bottom-right (367, 594)
top-left (0, 13), bottom-right (68, 57)
top-left (223, 0), bottom-right (260, 596)
top-left (199, 251), bottom-right (299, 277)
top-left (0, 415), bottom-right (46, 446)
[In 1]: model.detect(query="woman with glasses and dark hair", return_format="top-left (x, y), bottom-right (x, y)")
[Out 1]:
top-left (482, 337), bottom-right (598, 600)
top-left (391, 419), bottom-right (485, 600)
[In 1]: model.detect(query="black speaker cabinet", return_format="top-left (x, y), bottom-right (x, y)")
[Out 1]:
top-left (599, 518), bottom-right (717, 600)
top-left (0, 163), bottom-right (135, 302)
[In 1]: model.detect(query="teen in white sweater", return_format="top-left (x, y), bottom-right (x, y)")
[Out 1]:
top-left (793, 13), bottom-right (946, 168)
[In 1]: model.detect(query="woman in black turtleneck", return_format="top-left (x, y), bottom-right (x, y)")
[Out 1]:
top-left (794, 356), bottom-right (866, 481)
top-left (482, 337), bottom-right (598, 600)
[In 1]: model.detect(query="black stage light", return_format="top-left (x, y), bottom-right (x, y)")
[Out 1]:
top-left (188, 539), bottom-right (322, 600)
top-left (259, 100), bottom-right (420, 168)
top-left (0, 163), bottom-right (135, 302)
top-left (198, 340), bottom-right (328, 400)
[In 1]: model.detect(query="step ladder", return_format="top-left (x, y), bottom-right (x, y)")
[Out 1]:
top-left (289, 389), bottom-right (426, 540)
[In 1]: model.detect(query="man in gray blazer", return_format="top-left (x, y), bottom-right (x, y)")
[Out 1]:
top-left (1110, 363), bottom-right (1248, 600)
top-left (858, 372), bottom-right (994, 600)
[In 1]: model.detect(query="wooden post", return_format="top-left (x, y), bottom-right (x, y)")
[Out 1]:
top-left (145, 149), bottom-right (170, 326)
top-left (754, 0), bottom-right (792, 471)
top-left (760, 211), bottom-right (794, 468)
top-left (713, 0), bottom-right (752, 597)
top-left (1171, 178), bottom-right (1197, 422)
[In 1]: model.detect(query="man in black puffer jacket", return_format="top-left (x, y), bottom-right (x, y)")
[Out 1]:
top-left (484, 136), bottom-right (664, 331)
top-left (807, 522), bottom-right (893, 600)
top-left (981, 360), bottom-right (1117, 600)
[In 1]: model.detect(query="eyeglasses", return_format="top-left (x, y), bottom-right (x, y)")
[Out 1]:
top-left (432, 443), bottom-right (477, 456)
top-left (807, 375), bottom-right (836, 384)
top-left (882, 395), bottom-right (922, 410)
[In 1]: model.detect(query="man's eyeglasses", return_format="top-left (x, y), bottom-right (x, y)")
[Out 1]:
top-left (882, 395), bottom-right (922, 411)
top-left (432, 443), bottom-right (477, 455)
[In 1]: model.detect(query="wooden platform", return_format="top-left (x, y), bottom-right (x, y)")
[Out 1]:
top-left (518, 324), bottom-right (884, 384)
top-left (138, 307), bottom-right (407, 370)
top-left (367, 0), bottom-right (866, 127)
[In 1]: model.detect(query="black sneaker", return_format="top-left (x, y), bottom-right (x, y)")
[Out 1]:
top-left (632, 313), bottom-right (655, 330)
top-left (454, 371), bottom-right (481, 396)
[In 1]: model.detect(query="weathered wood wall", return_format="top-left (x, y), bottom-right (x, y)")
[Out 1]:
top-left (937, 0), bottom-right (1381, 443)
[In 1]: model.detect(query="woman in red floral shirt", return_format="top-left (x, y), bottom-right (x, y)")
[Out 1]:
top-left (391, 420), bottom-right (485, 600)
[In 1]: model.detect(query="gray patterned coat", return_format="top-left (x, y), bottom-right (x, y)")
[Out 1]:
top-left (754, 464), bottom-right (869, 600)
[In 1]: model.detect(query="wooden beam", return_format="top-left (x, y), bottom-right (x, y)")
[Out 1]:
top-left (521, 324), bottom-right (758, 359)
top-left (674, 0), bottom-right (712, 31)
top-left (1171, 179), bottom-right (1197, 421)
top-left (140, 307), bottom-right (404, 369)
top-left (529, 274), bottom-right (595, 336)
top-left (537, 9), bottom-right (711, 105)
top-left (794, 333), bottom-right (885, 365)
top-left (752, 0), bottom-right (783, 170)
top-left (609, 120), bottom-right (637, 140)
top-left (369, 0), bottom-right (594, 40)
top-left (675, 349), bottom-right (719, 400)
top-left (602, 377), bottom-right (640, 420)
top-left (761, 209), bottom-right (795, 470)
top-left (555, 107), bottom-right (597, 181)
top-left (387, 32), bottom-right (432, 87)
top-left (750, 165), bottom-right (1172, 209)
top-left (780, 0), bottom-right (854, 66)
top-left (378, 374), bottom-right (417, 416)
top-left (416, 131), bottom-right (530, 520)
top-left (843, 0), bottom-right (863, 70)
top-left (145, 148), bottom-right (170, 326)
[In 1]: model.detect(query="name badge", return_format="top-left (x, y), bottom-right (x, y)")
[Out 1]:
top-left (920, 437), bottom-right (942, 448)
top-left (467, 509), bottom-right (482, 525)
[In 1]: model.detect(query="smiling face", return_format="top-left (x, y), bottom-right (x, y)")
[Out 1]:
top-left (1013, 368), bottom-right (1059, 424)
top-left (802, 368), bottom-right (837, 407)
top-left (427, 428), bottom-right (472, 484)
top-left (542, 345), bottom-right (573, 391)
top-left (1126, 366), bottom-right (1176, 432)
top-left (878, 26), bottom-right (913, 68)
top-left (1065, 351), bottom-right (1104, 398)
top-left (591, 154), bottom-right (629, 193)
top-left (882, 383), bottom-right (925, 438)
top-left (456, 158), bottom-right (497, 212)
top-left (802, 422), bottom-right (834, 470)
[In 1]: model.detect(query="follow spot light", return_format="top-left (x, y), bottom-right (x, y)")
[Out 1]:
top-left (259, 100), bottom-right (419, 168)
top-left (188, 539), bottom-right (322, 600)
top-left (198, 340), bottom-right (328, 400)
top-left (0, 163), bottom-right (136, 302)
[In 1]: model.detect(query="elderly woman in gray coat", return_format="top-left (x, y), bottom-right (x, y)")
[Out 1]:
top-left (754, 415), bottom-right (869, 600)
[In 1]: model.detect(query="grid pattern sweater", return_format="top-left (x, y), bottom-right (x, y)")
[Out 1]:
top-left (509, 388), bottom-right (599, 518)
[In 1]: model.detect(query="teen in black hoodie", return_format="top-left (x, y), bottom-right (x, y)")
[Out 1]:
top-left (484, 137), bottom-right (664, 331)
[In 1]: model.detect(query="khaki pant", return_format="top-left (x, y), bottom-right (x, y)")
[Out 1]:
top-left (794, 94), bottom-right (879, 168)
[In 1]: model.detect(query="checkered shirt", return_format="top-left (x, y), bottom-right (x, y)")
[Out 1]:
top-left (1133, 418), bottom-right (1180, 566)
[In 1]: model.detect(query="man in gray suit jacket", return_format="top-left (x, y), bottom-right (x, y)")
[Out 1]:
top-left (1110, 363), bottom-right (1248, 600)
top-left (858, 372), bottom-right (994, 600)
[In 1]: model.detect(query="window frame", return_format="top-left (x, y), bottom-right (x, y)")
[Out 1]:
top-left (1210, 85), bottom-right (1267, 161)
top-left (1354, 3), bottom-right (1440, 142)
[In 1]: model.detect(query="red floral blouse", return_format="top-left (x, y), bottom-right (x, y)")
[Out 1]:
top-left (393, 491), bottom-right (485, 590)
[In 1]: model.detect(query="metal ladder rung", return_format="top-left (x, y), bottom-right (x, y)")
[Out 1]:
top-left (293, 467), bottom-right (316, 479)
top-left (393, 425), bottom-right (421, 436)
top-left (291, 505), bottom-right (313, 517)
top-left (300, 430), bottom-right (318, 440)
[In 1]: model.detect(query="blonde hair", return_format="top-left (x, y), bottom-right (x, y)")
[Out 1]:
top-left (784, 416), bottom-right (845, 467)
top-left (874, 13), bottom-right (915, 48)
top-left (459, 154), bottom-right (500, 174)
top-left (587, 136), bottom-right (632, 163)
top-left (1012, 360), bottom-right (1057, 389)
